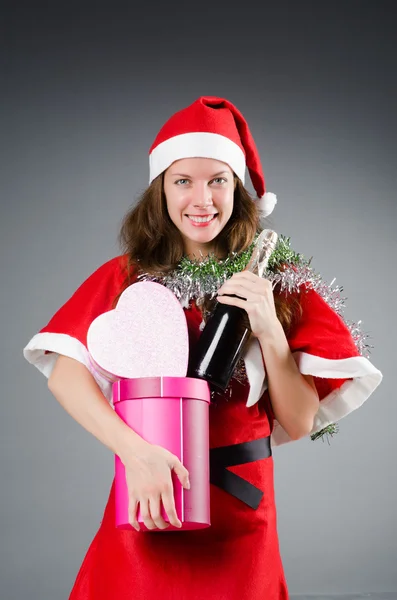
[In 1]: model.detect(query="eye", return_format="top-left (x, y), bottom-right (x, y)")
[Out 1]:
top-left (175, 179), bottom-right (190, 185)
top-left (211, 177), bottom-right (227, 184)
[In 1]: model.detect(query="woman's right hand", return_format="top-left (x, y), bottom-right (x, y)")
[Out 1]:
top-left (121, 439), bottom-right (190, 532)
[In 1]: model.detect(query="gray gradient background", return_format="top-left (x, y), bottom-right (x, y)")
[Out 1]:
top-left (1, 2), bottom-right (396, 599)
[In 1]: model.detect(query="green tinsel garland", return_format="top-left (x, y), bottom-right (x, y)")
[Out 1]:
top-left (177, 242), bottom-right (256, 279)
top-left (141, 235), bottom-right (357, 444)
top-left (176, 234), bottom-right (312, 279)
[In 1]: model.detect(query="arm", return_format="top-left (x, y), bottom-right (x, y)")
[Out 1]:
top-left (26, 257), bottom-right (189, 530)
top-left (216, 271), bottom-right (319, 440)
top-left (257, 320), bottom-right (319, 440)
top-left (48, 355), bottom-right (144, 461)
top-left (48, 355), bottom-right (190, 531)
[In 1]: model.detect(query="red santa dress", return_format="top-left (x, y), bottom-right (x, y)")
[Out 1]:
top-left (23, 255), bottom-right (382, 600)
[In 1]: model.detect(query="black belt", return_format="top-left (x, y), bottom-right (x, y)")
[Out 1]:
top-left (209, 436), bottom-right (272, 510)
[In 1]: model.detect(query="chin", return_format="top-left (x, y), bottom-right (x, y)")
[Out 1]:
top-left (190, 230), bottom-right (220, 244)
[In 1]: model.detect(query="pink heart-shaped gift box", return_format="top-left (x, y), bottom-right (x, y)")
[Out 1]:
top-left (87, 280), bottom-right (189, 380)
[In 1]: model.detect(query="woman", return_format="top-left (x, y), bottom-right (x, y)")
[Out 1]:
top-left (24, 96), bottom-right (382, 599)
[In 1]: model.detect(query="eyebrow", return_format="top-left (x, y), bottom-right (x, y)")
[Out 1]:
top-left (170, 171), bottom-right (230, 178)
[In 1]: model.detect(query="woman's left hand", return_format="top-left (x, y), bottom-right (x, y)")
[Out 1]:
top-left (216, 271), bottom-right (280, 339)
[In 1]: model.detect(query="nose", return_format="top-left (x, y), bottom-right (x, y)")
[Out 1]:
top-left (193, 184), bottom-right (213, 208)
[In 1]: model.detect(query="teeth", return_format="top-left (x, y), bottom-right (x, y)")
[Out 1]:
top-left (188, 215), bottom-right (216, 223)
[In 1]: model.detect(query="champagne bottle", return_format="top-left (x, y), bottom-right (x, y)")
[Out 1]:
top-left (188, 230), bottom-right (278, 391)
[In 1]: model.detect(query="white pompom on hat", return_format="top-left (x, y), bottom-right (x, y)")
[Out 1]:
top-left (149, 96), bottom-right (277, 219)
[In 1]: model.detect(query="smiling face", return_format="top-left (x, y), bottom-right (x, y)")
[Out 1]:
top-left (163, 157), bottom-right (235, 258)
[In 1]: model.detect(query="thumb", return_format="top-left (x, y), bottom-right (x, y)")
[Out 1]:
top-left (170, 458), bottom-right (190, 490)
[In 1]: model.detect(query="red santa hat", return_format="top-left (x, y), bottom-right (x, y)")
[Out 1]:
top-left (148, 96), bottom-right (277, 219)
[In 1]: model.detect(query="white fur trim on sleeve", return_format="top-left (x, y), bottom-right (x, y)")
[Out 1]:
top-left (23, 332), bottom-right (112, 400)
top-left (270, 352), bottom-right (383, 447)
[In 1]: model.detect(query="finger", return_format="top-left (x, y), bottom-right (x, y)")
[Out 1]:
top-left (161, 488), bottom-right (182, 529)
top-left (148, 495), bottom-right (169, 530)
top-left (128, 496), bottom-right (140, 532)
top-left (218, 283), bottom-right (260, 302)
top-left (230, 270), bottom-right (263, 282)
top-left (139, 498), bottom-right (157, 531)
top-left (218, 286), bottom-right (248, 300)
top-left (219, 276), bottom-right (271, 291)
top-left (216, 295), bottom-right (253, 311)
top-left (243, 274), bottom-right (274, 292)
top-left (218, 279), bottom-right (267, 296)
top-left (171, 460), bottom-right (190, 490)
top-left (229, 272), bottom-right (274, 291)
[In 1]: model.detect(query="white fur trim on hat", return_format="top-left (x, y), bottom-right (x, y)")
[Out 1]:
top-left (149, 132), bottom-right (246, 183)
top-left (255, 192), bottom-right (277, 218)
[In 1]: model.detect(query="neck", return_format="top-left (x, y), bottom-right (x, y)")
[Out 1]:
top-left (183, 241), bottom-right (227, 262)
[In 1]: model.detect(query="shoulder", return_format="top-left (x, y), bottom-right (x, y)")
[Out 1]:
top-left (269, 234), bottom-right (366, 355)
top-left (88, 254), bottom-right (130, 277)
top-left (269, 234), bottom-right (328, 303)
top-left (269, 234), bottom-right (341, 308)
top-left (82, 254), bottom-right (138, 286)
top-left (64, 255), bottom-right (139, 310)
top-left (267, 233), bottom-right (310, 275)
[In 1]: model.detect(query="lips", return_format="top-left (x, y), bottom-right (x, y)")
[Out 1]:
top-left (186, 214), bottom-right (218, 227)
top-left (186, 214), bottom-right (218, 221)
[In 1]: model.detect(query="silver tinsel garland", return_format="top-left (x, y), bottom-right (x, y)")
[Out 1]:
top-left (138, 238), bottom-right (372, 442)
top-left (139, 261), bottom-right (371, 360)
top-left (141, 270), bottom-right (225, 309)
top-left (266, 264), bottom-right (372, 359)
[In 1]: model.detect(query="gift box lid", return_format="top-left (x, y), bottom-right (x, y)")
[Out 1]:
top-left (113, 376), bottom-right (210, 403)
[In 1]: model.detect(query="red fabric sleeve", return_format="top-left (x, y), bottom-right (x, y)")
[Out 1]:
top-left (268, 286), bottom-right (382, 446)
top-left (23, 255), bottom-right (133, 396)
top-left (40, 255), bottom-right (130, 348)
top-left (287, 287), bottom-right (360, 401)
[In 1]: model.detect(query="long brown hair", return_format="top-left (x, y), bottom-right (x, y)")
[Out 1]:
top-left (118, 174), bottom-right (301, 333)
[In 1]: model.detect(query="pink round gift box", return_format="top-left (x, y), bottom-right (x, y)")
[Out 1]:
top-left (113, 376), bottom-right (211, 532)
